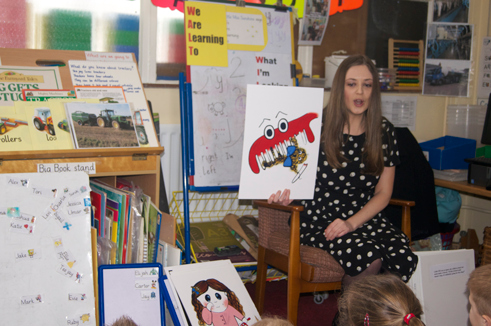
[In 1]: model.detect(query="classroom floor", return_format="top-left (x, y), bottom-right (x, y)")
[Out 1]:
top-left (245, 280), bottom-right (339, 326)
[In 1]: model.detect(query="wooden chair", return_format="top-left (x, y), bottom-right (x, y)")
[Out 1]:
top-left (253, 199), bottom-right (415, 326)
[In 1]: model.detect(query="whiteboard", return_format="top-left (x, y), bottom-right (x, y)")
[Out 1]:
top-left (189, 5), bottom-right (294, 188)
top-left (99, 263), bottom-right (164, 326)
top-left (0, 172), bottom-right (95, 326)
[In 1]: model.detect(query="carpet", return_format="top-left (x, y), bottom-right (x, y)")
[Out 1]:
top-left (245, 280), bottom-right (340, 326)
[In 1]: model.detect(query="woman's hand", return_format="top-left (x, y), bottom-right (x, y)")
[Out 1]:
top-left (268, 189), bottom-right (293, 206)
top-left (324, 218), bottom-right (355, 241)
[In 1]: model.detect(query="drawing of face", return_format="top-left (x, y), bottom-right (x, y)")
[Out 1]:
top-left (248, 112), bottom-right (318, 174)
top-left (198, 288), bottom-right (229, 313)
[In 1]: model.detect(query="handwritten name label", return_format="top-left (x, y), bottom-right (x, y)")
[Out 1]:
top-left (56, 249), bottom-right (77, 268)
top-left (64, 197), bottom-right (91, 217)
top-left (134, 279), bottom-right (158, 290)
top-left (7, 177), bottom-right (29, 188)
top-left (57, 264), bottom-right (82, 283)
top-left (9, 221), bottom-right (34, 234)
top-left (21, 294), bottom-right (43, 305)
top-left (30, 184), bottom-right (58, 198)
top-left (15, 248), bottom-right (42, 261)
top-left (134, 268), bottom-right (159, 278)
top-left (0, 207), bottom-right (20, 217)
top-left (66, 312), bottom-right (92, 325)
top-left (68, 293), bottom-right (87, 301)
top-left (63, 185), bottom-right (90, 199)
top-left (141, 290), bottom-right (158, 301)
top-left (38, 162), bottom-right (96, 175)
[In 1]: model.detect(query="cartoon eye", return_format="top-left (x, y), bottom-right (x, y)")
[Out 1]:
top-left (215, 293), bottom-right (222, 300)
top-left (278, 118), bottom-right (289, 133)
top-left (205, 294), bottom-right (211, 302)
top-left (264, 125), bottom-right (275, 139)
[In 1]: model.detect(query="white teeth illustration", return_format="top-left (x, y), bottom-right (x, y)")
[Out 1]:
top-left (256, 128), bottom-right (312, 169)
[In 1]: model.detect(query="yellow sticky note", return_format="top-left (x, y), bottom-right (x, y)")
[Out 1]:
top-left (185, 1), bottom-right (228, 67)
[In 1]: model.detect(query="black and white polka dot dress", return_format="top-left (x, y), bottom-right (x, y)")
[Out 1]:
top-left (299, 119), bottom-right (418, 282)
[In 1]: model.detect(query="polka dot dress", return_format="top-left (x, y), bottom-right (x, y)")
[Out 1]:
top-left (299, 119), bottom-right (418, 282)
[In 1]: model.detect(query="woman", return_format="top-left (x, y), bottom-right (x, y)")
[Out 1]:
top-left (337, 274), bottom-right (425, 326)
top-left (269, 55), bottom-right (418, 288)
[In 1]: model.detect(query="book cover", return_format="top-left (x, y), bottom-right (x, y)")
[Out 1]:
top-left (147, 201), bottom-right (162, 263)
top-left (65, 102), bottom-right (140, 149)
top-left (90, 188), bottom-right (106, 237)
top-left (0, 110), bottom-right (32, 151)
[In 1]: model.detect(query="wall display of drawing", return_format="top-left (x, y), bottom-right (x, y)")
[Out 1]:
top-left (165, 260), bottom-right (261, 326)
top-left (423, 23), bottom-right (473, 97)
top-left (238, 85), bottom-right (323, 199)
top-left (189, 3), bottom-right (294, 188)
top-left (432, 0), bottom-right (469, 23)
top-left (299, 0), bottom-right (331, 45)
top-left (0, 172), bottom-right (95, 326)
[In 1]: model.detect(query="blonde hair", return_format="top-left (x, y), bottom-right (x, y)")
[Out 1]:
top-left (467, 264), bottom-right (491, 318)
top-left (253, 316), bottom-right (294, 326)
top-left (110, 315), bottom-right (138, 326)
top-left (338, 274), bottom-right (424, 326)
top-left (321, 54), bottom-right (384, 175)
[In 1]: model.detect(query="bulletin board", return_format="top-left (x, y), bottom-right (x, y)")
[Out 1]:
top-left (185, 1), bottom-right (295, 189)
top-left (0, 172), bottom-right (95, 326)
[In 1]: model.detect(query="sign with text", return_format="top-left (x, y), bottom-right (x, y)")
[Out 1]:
top-left (37, 162), bottom-right (96, 175)
top-left (185, 1), bottom-right (228, 67)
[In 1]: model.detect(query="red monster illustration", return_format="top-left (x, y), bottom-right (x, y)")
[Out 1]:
top-left (248, 112), bottom-right (318, 176)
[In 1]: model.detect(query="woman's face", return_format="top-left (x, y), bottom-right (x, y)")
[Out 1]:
top-left (198, 288), bottom-right (229, 313)
top-left (343, 64), bottom-right (373, 119)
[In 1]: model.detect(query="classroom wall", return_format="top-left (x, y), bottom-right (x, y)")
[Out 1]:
top-left (147, 1), bottom-right (489, 143)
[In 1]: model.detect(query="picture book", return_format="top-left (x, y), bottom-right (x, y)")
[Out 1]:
top-left (0, 111), bottom-right (33, 151)
top-left (223, 214), bottom-right (259, 259)
top-left (23, 89), bottom-right (76, 101)
top-left (147, 201), bottom-right (162, 263)
top-left (165, 260), bottom-right (261, 326)
top-left (90, 188), bottom-right (106, 237)
top-left (16, 101), bottom-right (69, 150)
top-left (90, 180), bottom-right (127, 264)
top-left (64, 102), bottom-right (140, 149)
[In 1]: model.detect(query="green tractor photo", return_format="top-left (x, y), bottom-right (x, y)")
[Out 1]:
top-left (133, 110), bottom-right (148, 145)
top-left (97, 109), bottom-right (132, 129)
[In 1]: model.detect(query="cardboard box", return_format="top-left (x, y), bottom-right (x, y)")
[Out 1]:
top-left (420, 136), bottom-right (476, 170)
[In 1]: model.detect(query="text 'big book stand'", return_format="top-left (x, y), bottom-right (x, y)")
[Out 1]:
top-left (178, 0), bottom-right (295, 264)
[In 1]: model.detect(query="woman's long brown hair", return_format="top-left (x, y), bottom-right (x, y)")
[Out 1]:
top-left (321, 54), bottom-right (384, 175)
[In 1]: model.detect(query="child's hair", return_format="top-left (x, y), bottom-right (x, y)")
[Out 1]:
top-left (191, 278), bottom-right (244, 326)
top-left (337, 274), bottom-right (424, 326)
top-left (466, 264), bottom-right (491, 318)
top-left (253, 316), bottom-right (293, 326)
top-left (110, 315), bottom-right (138, 326)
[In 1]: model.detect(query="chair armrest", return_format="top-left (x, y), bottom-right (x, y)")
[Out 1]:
top-left (254, 200), bottom-right (304, 213)
top-left (388, 198), bottom-right (415, 241)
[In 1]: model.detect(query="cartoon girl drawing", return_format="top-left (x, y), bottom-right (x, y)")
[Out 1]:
top-left (191, 279), bottom-right (248, 326)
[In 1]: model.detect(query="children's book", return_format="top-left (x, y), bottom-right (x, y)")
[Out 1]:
top-left (0, 110), bottom-right (33, 151)
top-left (147, 201), bottom-right (162, 263)
top-left (90, 188), bottom-right (106, 237)
top-left (165, 260), bottom-right (261, 326)
top-left (181, 220), bottom-right (244, 254)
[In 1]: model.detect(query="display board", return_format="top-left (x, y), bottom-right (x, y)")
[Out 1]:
top-left (187, 2), bottom-right (294, 189)
top-left (99, 263), bottom-right (165, 326)
top-left (0, 172), bottom-right (95, 326)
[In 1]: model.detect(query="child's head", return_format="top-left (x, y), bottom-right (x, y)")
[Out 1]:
top-left (338, 274), bottom-right (424, 326)
top-left (253, 316), bottom-right (293, 326)
top-left (110, 315), bottom-right (138, 326)
top-left (466, 264), bottom-right (491, 326)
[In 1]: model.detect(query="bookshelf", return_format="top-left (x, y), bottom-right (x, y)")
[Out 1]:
top-left (0, 48), bottom-right (164, 202)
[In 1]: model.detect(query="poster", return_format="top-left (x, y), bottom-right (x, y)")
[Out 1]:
top-left (423, 23), bottom-right (473, 97)
top-left (299, 0), bottom-right (331, 45)
top-left (238, 85), bottom-right (323, 200)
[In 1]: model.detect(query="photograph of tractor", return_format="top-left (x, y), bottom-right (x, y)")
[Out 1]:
top-left (33, 107), bottom-right (55, 135)
top-left (72, 111), bottom-right (97, 126)
top-left (426, 65), bottom-right (463, 85)
top-left (96, 109), bottom-right (133, 129)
